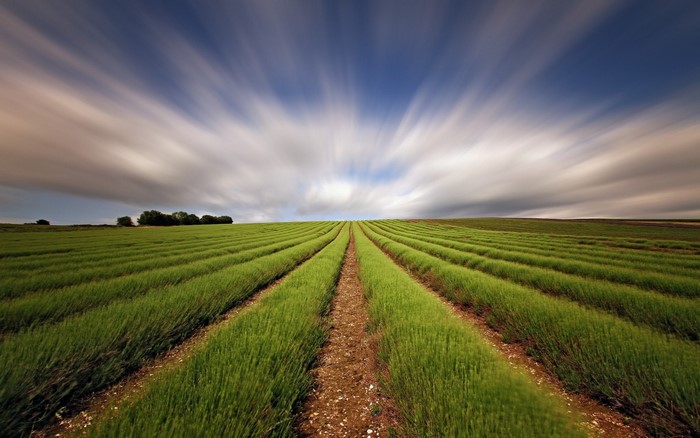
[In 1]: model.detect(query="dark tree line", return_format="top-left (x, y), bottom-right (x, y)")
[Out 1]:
top-left (117, 211), bottom-right (233, 227)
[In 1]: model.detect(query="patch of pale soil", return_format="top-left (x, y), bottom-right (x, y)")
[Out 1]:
top-left (295, 231), bottom-right (400, 438)
top-left (374, 238), bottom-right (648, 438)
top-left (34, 271), bottom-right (297, 437)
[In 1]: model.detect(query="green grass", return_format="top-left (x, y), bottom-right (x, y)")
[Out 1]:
top-left (361, 223), bottom-right (700, 436)
top-left (376, 221), bottom-right (699, 297)
top-left (431, 218), bottom-right (700, 242)
top-left (1, 218), bottom-right (697, 436)
top-left (0, 223), bottom-right (332, 300)
top-left (369, 222), bottom-right (700, 341)
top-left (0, 223), bottom-right (341, 437)
top-left (90, 225), bottom-right (350, 437)
top-left (0, 222), bottom-right (323, 276)
top-left (354, 224), bottom-right (584, 437)
top-left (0, 224), bottom-right (337, 333)
top-left (396, 220), bottom-right (700, 270)
top-left (0, 221), bottom-right (321, 273)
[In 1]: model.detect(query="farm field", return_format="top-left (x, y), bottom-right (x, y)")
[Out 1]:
top-left (0, 219), bottom-right (698, 437)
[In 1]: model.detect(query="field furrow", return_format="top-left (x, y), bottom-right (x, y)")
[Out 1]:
top-left (0, 223), bottom-right (341, 436)
top-left (0, 222), bottom-right (328, 296)
top-left (368, 222), bottom-right (700, 341)
top-left (354, 223), bottom-right (586, 436)
top-left (87, 225), bottom-right (350, 437)
top-left (361, 222), bottom-right (699, 436)
top-left (0, 224), bottom-right (338, 333)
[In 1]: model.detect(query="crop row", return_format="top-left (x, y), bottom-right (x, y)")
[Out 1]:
top-left (394, 220), bottom-right (700, 274)
top-left (354, 224), bottom-right (583, 436)
top-left (361, 223), bottom-right (700, 436)
top-left (369, 223), bottom-right (699, 341)
top-left (90, 225), bottom-right (350, 437)
top-left (433, 218), bottom-right (700, 245)
top-left (0, 223), bottom-right (342, 436)
top-left (405, 219), bottom-right (700, 264)
top-left (0, 225), bottom-right (338, 333)
top-left (0, 221), bottom-right (310, 261)
top-left (378, 221), bottom-right (699, 297)
top-left (371, 222), bottom-right (699, 340)
top-left (0, 221), bottom-right (324, 275)
top-left (0, 222), bottom-right (332, 299)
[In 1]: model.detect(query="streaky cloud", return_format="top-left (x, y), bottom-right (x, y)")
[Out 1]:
top-left (1, 0), bottom-right (699, 223)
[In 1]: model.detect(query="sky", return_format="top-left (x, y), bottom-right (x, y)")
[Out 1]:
top-left (1, 0), bottom-right (699, 224)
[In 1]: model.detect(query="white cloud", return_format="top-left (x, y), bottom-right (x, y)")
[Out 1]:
top-left (0, 1), bottom-right (699, 222)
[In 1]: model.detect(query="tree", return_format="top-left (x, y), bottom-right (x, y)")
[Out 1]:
top-left (171, 211), bottom-right (189, 225)
top-left (216, 215), bottom-right (233, 224)
top-left (200, 214), bottom-right (216, 225)
top-left (170, 211), bottom-right (200, 225)
top-left (36, 219), bottom-right (50, 225)
top-left (137, 210), bottom-right (171, 226)
top-left (186, 213), bottom-right (200, 225)
top-left (116, 216), bottom-right (134, 227)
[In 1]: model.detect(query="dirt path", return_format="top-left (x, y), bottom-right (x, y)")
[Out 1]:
top-left (295, 231), bottom-right (399, 438)
top-left (371, 234), bottom-right (647, 438)
top-left (35, 272), bottom-right (296, 437)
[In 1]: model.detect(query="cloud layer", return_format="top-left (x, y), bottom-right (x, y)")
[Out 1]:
top-left (1, 0), bottom-right (699, 223)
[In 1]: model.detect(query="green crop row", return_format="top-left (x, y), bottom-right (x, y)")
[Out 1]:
top-left (401, 219), bottom-right (700, 265)
top-left (0, 222), bottom-right (331, 299)
top-left (464, 234), bottom-right (700, 279)
top-left (0, 223), bottom-right (341, 436)
top-left (361, 223), bottom-right (700, 436)
top-left (377, 222), bottom-right (699, 297)
top-left (392, 220), bottom-right (700, 273)
top-left (0, 222), bottom-right (298, 260)
top-left (354, 224), bottom-right (584, 437)
top-left (431, 218), bottom-right (700, 243)
top-left (90, 225), bottom-right (350, 437)
top-left (369, 223), bottom-right (700, 341)
top-left (0, 222), bottom-right (323, 275)
top-left (0, 225), bottom-right (338, 333)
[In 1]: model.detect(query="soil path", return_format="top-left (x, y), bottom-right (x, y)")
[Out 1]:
top-left (35, 269), bottom-right (299, 437)
top-left (370, 232), bottom-right (648, 438)
top-left (295, 230), bottom-right (399, 438)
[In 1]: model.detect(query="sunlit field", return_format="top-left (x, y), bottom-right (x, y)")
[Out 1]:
top-left (1, 219), bottom-right (697, 437)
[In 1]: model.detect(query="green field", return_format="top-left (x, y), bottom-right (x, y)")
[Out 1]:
top-left (0, 219), bottom-right (698, 437)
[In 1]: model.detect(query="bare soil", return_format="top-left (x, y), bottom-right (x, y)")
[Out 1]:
top-left (34, 273), bottom-right (292, 437)
top-left (295, 231), bottom-right (400, 438)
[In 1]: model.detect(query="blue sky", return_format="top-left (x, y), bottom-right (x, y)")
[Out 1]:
top-left (1, 0), bottom-right (699, 224)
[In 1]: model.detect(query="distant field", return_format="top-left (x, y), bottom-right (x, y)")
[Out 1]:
top-left (428, 217), bottom-right (700, 241)
top-left (0, 219), bottom-right (698, 437)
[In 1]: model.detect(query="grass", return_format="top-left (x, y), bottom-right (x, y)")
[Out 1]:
top-left (0, 223), bottom-right (341, 437)
top-left (0, 225), bottom-right (337, 332)
top-left (369, 222), bottom-right (700, 341)
top-left (0, 222), bottom-right (324, 281)
top-left (361, 222), bottom-right (700, 436)
top-left (90, 225), bottom-right (350, 437)
top-left (0, 223), bottom-right (332, 300)
top-left (354, 224), bottom-right (584, 437)
top-left (394, 220), bottom-right (700, 272)
top-left (432, 217), bottom-right (700, 242)
top-left (1, 218), bottom-right (697, 436)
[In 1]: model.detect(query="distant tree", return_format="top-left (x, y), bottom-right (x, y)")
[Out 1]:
top-left (169, 211), bottom-right (200, 225)
top-left (171, 211), bottom-right (189, 225)
top-left (200, 214), bottom-right (216, 225)
top-left (137, 210), bottom-right (226, 226)
top-left (116, 216), bottom-right (134, 227)
top-left (186, 213), bottom-right (200, 225)
top-left (36, 219), bottom-right (50, 225)
top-left (137, 210), bottom-right (171, 226)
